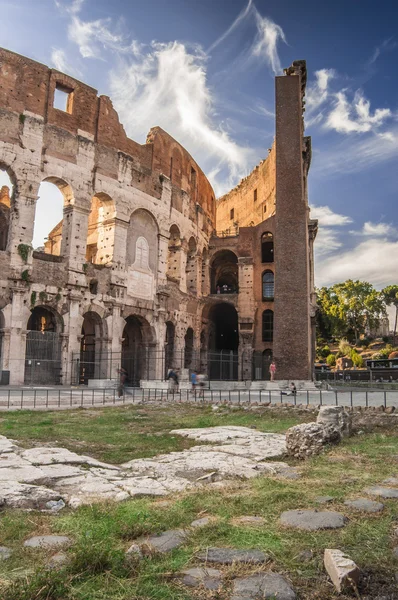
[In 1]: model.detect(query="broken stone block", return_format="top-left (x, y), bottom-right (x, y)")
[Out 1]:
top-left (317, 406), bottom-right (352, 437)
top-left (285, 422), bottom-right (341, 459)
top-left (324, 548), bottom-right (360, 593)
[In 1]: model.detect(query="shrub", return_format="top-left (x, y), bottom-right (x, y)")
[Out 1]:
top-left (372, 349), bottom-right (390, 360)
top-left (350, 351), bottom-right (364, 368)
top-left (326, 354), bottom-right (336, 367)
top-left (359, 336), bottom-right (372, 348)
top-left (338, 339), bottom-right (352, 356)
top-left (318, 345), bottom-right (331, 359)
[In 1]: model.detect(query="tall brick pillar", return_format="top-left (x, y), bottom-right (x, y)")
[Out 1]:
top-left (273, 61), bottom-right (312, 381)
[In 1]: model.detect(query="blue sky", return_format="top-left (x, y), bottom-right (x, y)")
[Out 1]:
top-left (0, 0), bottom-right (397, 295)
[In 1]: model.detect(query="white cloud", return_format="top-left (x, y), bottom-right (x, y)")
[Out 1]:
top-left (68, 15), bottom-right (127, 59)
top-left (306, 68), bottom-right (335, 112)
top-left (109, 41), bottom-right (254, 195)
top-left (51, 49), bottom-right (81, 77)
top-left (207, 0), bottom-right (253, 53)
top-left (349, 221), bottom-right (396, 237)
top-left (316, 238), bottom-right (398, 289)
top-left (315, 227), bottom-right (343, 257)
top-left (54, 0), bottom-right (85, 15)
top-left (367, 37), bottom-right (397, 66)
top-left (325, 90), bottom-right (391, 134)
top-left (310, 205), bottom-right (352, 226)
top-left (251, 9), bottom-right (287, 75)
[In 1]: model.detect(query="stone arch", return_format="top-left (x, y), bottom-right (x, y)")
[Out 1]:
top-left (86, 192), bottom-right (115, 264)
top-left (167, 224), bottom-right (182, 282)
top-left (206, 302), bottom-right (239, 380)
top-left (79, 311), bottom-right (106, 384)
top-left (0, 163), bottom-right (17, 252)
top-left (261, 232), bottom-right (274, 263)
top-left (25, 306), bottom-right (63, 385)
top-left (185, 236), bottom-right (197, 294)
top-left (210, 249), bottom-right (238, 294)
top-left (126, 208), bottom-right (158, 271)
top-left (33, 177), bottom-right (74, 255)
top-left (121, 314), bottom-right (157, 385)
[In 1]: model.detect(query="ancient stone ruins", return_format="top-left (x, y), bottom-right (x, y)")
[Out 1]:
top-left (0, 48), bottom-right (317, 389)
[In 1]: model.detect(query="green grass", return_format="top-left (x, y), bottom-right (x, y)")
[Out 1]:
top-left (1, 405), bottom-right (398, 598)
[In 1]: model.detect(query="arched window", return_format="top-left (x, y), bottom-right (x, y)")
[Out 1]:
top-left (261, 232), bottom-right (274, 263)
top-left (262, 310), bottom-right (274, 342)
top-left (262, 271), bottom-right (274, 301)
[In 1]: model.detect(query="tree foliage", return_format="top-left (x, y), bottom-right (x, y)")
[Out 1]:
top-left (316, 280), bottom-right (387, 344)
top-left (381, 284), bottom-right (398, 345)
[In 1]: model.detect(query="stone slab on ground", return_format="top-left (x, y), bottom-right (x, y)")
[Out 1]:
top-left (280, 510), bottom-right (347, 531)
top-left (315, 496), bottom-right (334, 504)
top-left (140, 530), bottom-right (188, 553)
top-left (24, 535), bottom-right (72, 549)
top-left (231, 573), bottom-right (296, 600)
top-left (382, 477), bottom-right (398, 486)
top-left (196, 547), bottom-right (269, 565)
top-left (364, 486), bottom-right (398, 499)
top-left (190, 517), bottom-right (214, 528)
top-left (344, 498), bottom-right (384, 513)
top-left (324, 548), bottom-right (360, 593)
top-left (0, 481), bottom-right (63, 510)
top-left (179, 567), bottom-right (224, 590)
top-left (0, 546), bottom-right (12, 560)
top-left (46, 552), bottom-right (69, 569)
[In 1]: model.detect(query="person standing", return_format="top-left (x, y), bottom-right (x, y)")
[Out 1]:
top-left (117, 367), bottom-right (128, 398)
top-left (191, 370), bottom-right (198, 393)
top-left (269, 360), bottom-right (276, 382)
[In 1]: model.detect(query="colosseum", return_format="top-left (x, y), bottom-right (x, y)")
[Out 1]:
top-left (0, 48), bottom-right (317, 388)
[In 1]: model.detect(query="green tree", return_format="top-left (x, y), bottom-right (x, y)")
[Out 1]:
top-left (381, 285), bottom-right (398, 345)
top-left (322, 280), bottom-right (386, 345)
top-left (316, 287), bottom-right (346, 341)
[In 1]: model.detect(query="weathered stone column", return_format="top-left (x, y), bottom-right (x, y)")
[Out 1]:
top-left (157, 233), bottom-right (169, 287)
top-left (4, 288), bottom-right (30, 384)
top-left (62, 204), bottom-right (90, 275)
top-left (8, 182), bottom-right (40, 269)
top-left (273, 61), bottom-right (312, 381)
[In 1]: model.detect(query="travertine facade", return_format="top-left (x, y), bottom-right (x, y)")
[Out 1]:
top-left (0, 48), bottom-right (316, 386)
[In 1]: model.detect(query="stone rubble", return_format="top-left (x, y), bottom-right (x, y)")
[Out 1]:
top-left (324, 548), bottom-right (360, 593)
top-left (316, 406), bottom-right (352, 437)
top-left (196, 547), bottom-right (269, 565)
top-left (0, 427), bottom-right (292, 510)
top-left (231, 572), bottom-right (296, 600)
top-left (285, 422), bottom-right (341, 459)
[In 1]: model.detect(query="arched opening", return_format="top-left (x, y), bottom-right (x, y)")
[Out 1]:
top-left (86, 193), bottom-right (115, 264)
top-left (126, 209), bottom-right (158, 299)
top-left (33, 178), bottom-right (73, 256)
top-left (165, 321), bottom-right (175, 376)
top-left (0, 167), bottom-right (15, 251)
top-left (79, 312), bottom-right (104, 384)
top-left (262, 310), bottom-right (274, 342)
top-left (253, 349), bottom-right (273, 380)
top-left (210, 250), bottom-right (238, 294)
top-left (167, 225), bottom-right (182, 282)
top-left (262, 270), bottom-right (274, 301)
top-left (25, 307), bottom-right (62, 384)
top-left (261, 232), bottom-right (274, 263)
top-left (184, 327), bottom-right (194, 369)
top-left (185, 237), bottom-right (197, 294)
top-left (208, 302), bottom-right (239, 380)
top-left (121, 315), bottom-right (155, 385)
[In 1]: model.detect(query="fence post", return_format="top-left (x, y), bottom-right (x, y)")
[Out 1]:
top-left (320, 389), bottom-right (322, 406)
top-left (384, 390), bottom-right (387, 408)
top-left (365, 390), bottom-right (368, 408)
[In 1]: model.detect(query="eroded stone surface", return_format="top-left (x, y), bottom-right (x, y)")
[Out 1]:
top-left (139, 530), bottom-right (187, 553)
top-left (0, 546), bottom-right (12, 560)
top-left (179, 567), bottom-right (223, 590)
top-left (196, 547), bottom-right (269, 564)
top-left (190, 517), bottom-right (213, 528)
top-left (280, 510), bottom-right (347, 531)
top-left (231, 573), bottom-right (296, 600)
top-left (344, 498), bottom-right (384, 513)
top-left (324, 548), bottom-right (360, 593)
top-left (317, 406), bottom-right (352, 438)
top-left (24, 535), bottom-right (72, 549)
top-left (0, 428), bottom-right (294, 510)
top-left (286, 422), bottom-right (341, 460)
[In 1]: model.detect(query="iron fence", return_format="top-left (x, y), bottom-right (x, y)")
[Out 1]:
top-left (0, 385), bottom-right (397, 411)
top-left (315, 369), bottom-right (398, 383)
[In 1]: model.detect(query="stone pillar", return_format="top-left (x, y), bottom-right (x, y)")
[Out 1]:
top-left (62, 205), bottom-right (90, 273)
top-left (157, 233), bottom-right (169, 287)
top-left (8, 183), bottom-right (40, 269)
top-left (238, 332), bottom-right (253, 381)
top-left (237, 258), bottom-right (255, 316)
top-left (62, 296), bottom-right (83, 385)
top-left (273, 61), bottom-right (312, 381)
top-left (201, 255), bottom-right (210, 297)
top-left (5, 288), bottom-right (30, 384)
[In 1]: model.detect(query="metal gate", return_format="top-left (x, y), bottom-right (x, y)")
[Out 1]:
top-left (24, 331), bottom-right (62, 385)
top-left (208, 350), bottom-right (238, 380)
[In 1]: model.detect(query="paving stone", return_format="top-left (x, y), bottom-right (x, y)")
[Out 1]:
top-left (324, 548), bottom-right (360, 593)
top-left (142, 530), bottom-right (187, 553)
top-left (315, 496), bottom-right (334, 504)
top-left (179, 567), bottom-right (223, 590)
top-left (344, 498), bottom-right (384, 513)
top-left (280, 510), bottom-right (347, 531)
top-left (196, 547), bottom-right (269, 564)
top-left (46, 552), bottom-right (69, 569)
top-left (231, 572), bottom-right (296, 600)
top-left (382, 477), bottom-right (398, 486)
top-left (0, 481), bottom-right (64, 510)
top-left (364, 486), bottom-right (398, 499)
top-left (0, 546), bottom-right (12, 560)
top-left (24, 535), bottom-right (72, 549)
top-left (296, 549), bottom-right (313, 562)
top-left (190, 517), bottom-right (213, 528)
top-left (232, 516), bottom-right (265, 526)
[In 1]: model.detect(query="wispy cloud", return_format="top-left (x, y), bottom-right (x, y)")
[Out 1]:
top-left (251, 8), bottom-right (286, 75)
top-left (54, 0), bottom-right (85, 15)
top-left (325, 90), bottom-right (391, 134)
top-left (367, 37), bottom-right (397, 66)
top-left (350, 221), bottom-right (396, 237)
top-left (51, 48), bottom-right (81, 77)
top-left (109, 41), bottom-right (254, 195)
top-left (306, 68), bottom-right (335, 112)
top-left (207, 0), bottom-right (253, 53)
top-left (68, 15), bottom-right (127, 59)
top-left (311, 205), bottom-right (352, 258)
top-left (310, 204), bottom-right (352, 226)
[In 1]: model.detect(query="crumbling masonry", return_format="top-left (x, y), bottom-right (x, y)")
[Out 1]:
top-left (0, 48), bottom-right (317, 386)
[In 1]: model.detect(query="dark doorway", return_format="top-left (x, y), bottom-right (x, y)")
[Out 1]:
top-left (184, 327), bottom-right (194, 369)
top-left (25, 307), bottom-right (62, 384)
top-left (122, 316), bottom-right (144, 386)
top-left (165, 321), bottom-right (175, 376)
top-left (208, 302), bottom-right (239, 380)
top-left (79, 312), bottom-right (103, 384)
top-left (261, 232), bottom-right (274, 263)
top-left (210, 250), bottom-right (238, 294)
top-left (252, 349), bottom-right (272, 380)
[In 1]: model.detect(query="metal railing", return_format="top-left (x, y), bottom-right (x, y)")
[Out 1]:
top-left (0, 385), bottom-right (397, 411)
